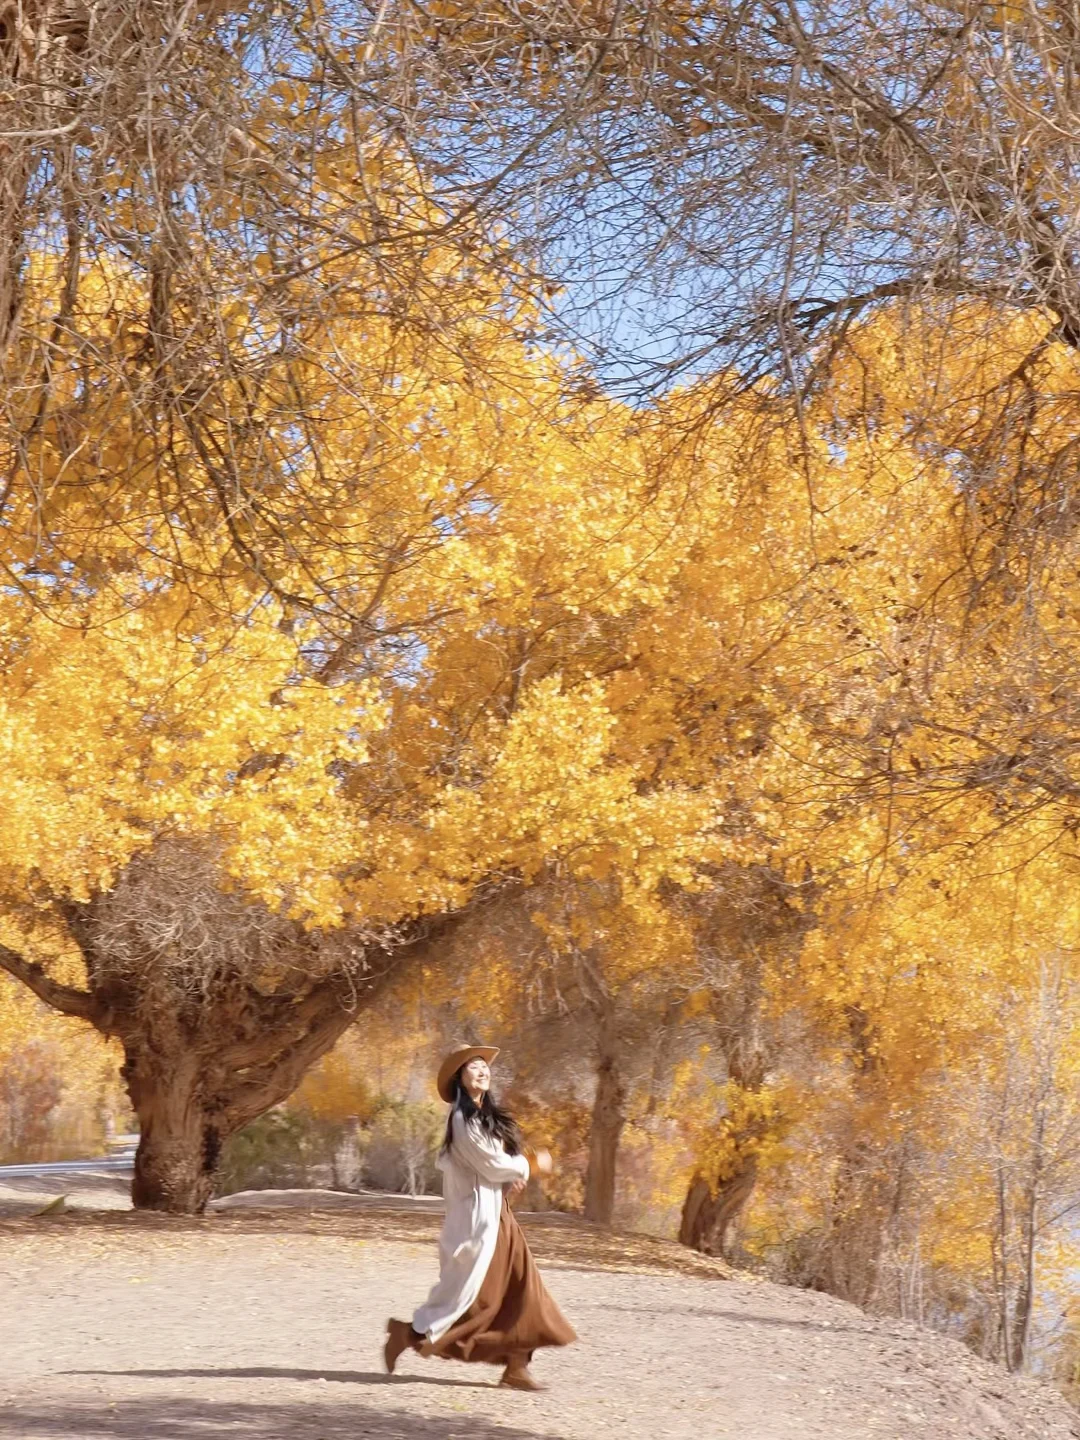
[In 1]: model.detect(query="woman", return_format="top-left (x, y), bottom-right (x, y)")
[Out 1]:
top-left (384, 1043), bottom-right (576, 1391)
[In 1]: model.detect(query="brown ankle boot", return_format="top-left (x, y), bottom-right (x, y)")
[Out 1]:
top-left (500, 1355), bottom-right (544, 1391)
top-left (384, 1318), bottom-right (419, 1374)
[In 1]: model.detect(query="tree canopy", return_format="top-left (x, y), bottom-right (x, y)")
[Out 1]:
top-left (2, 0), bottom-right (1080, 1390)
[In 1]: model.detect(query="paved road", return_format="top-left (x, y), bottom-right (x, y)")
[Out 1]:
top-left (0, 1158), bottom-right (133, 1177)
top-left (0, 1157), bottom-right (135, 1216)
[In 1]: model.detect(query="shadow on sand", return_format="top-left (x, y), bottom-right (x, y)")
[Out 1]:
top-left (0, 1394), bottom-right (554, 1439)
top-left (63, 1364), bottom-right (495, 1390)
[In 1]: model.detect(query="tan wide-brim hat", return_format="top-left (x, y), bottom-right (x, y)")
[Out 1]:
top-left (436, 1044), bottom-right (500, 1103)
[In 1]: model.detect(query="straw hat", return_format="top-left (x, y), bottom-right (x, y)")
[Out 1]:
top-left (436, 1043), bottom-right (500, 1103)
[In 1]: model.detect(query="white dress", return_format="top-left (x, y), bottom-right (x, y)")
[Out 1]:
top-left (411, 1110), bottom-right (531, 1343)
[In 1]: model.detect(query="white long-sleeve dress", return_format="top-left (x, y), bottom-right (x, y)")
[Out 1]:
top-left (411, 1110), bottom-right (530, 1342)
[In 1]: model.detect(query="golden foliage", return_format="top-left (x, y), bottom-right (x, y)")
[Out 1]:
top-left (6, 252), bottom-right (1080, 1368)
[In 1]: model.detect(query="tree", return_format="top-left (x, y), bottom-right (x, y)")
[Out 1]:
top-left (673, 863), bottom-right (813, 1257)
top-left (403, 873), bottom-right (692, 1225)
top-left (0, 239), bottom-right (741, 1210)
top-left (725, 828), bottom-right (1080, 1372)
top-left (0, 1), bottom-right (549, 619)
top-left (15, 258), bottom-right (1080, 1229)
top-left (359, 3), bottom-right (1080, 394)
top-left (519, 882), bottom-right (689, 1226)
top-left (928, 960), bottom-right (1080, 1373)
top-left (17, 0), bottom-right (1080, 521)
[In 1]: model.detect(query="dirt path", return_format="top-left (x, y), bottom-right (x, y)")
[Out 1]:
top-left (0, 1195), bottom-right (1076, 1440)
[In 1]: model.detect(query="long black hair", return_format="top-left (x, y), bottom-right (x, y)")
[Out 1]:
top-left (442, 1068), bottom-right (522, 1157)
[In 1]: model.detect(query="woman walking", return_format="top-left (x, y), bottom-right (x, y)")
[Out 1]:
top-left (384, 1043), bottom-right (576, 1390)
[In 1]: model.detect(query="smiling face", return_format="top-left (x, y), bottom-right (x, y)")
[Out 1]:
top-left (460, 1056), bottom-right (492, 1101)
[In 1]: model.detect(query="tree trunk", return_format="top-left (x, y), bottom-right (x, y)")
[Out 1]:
top-left (130, 1096), bottom-right (225, 1213)
top-left (679, 1047), bottom-right (771, 1259)
top-left (679, 1162), bottom-right (758, 1257)
top-left (0, 848), bottom-right (488, 1214)
top-left (120, 1000), bottom-right (354, 1214)
top-left (1008, 1178), bottom-right (1041, 1373)
top-left (124, 1045), bottom-right (233, 1214)
top-left (114, 906), bottom-right (475, 1212)
top-left (583, 1049), bottom-right (626, 1225)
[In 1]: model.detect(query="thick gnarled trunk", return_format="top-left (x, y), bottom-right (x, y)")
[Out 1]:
top-left (130, 1098), bottom-right (225, 1213)
top-left (1, 927), bottom-right (421, 1214)
top-left (0, 843), bottom-right (501, 1214)
top-left (678, 1049), bottom-right (774, 1259)
top-left (679, 1164), bottom-right (758, 1257)
top-left (123, 1047), bottom-right (231, 1214)
top-left (120, 993), bottom-right (357, 1212)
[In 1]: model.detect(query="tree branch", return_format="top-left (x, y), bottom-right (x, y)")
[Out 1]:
top-left (225, 1000), bottom-right (355, 1130)
top-left (0, 943), bottom-right (105, 1028)
top-left (219, 887), bottom-right (519, 1123)
top-left (217, 978), bottom-right (357, 1071)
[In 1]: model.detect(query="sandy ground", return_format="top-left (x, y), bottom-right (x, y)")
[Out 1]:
top-left (0, 1179), bottom-right (1077, 1440)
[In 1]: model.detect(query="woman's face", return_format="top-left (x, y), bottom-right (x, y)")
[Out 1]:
top-left (460, 1057), bottom-right (491, 1100)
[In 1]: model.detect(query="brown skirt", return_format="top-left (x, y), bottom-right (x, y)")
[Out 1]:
top-left (427, 1200), bottom-right (577, 1364)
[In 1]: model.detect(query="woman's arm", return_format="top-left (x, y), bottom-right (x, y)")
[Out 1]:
top-left (452, 1112), bottom-right (530, 1185)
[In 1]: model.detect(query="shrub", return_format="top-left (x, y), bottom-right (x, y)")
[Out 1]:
top-left (216, 1108), bottom-right (345, 1195)
top-left (0, 1041), bottom-right (63, 1161)
top-left (361, 1100), bottom-right (444, 1195)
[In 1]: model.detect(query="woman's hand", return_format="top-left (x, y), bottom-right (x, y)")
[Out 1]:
top-left (509, 1178), bottom-right (528, 1196)
top-left (531, 1148), bottom-right (553, 1176)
